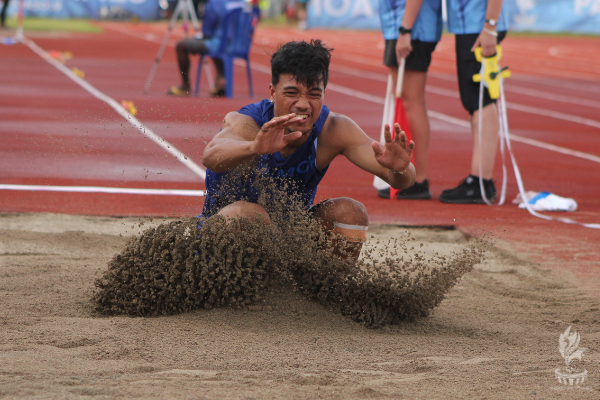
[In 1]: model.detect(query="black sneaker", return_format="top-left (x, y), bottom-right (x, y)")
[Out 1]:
top-left (377, 179), bottom-right (432, 200)
top-left (439, 175), bottom-right (497, 204)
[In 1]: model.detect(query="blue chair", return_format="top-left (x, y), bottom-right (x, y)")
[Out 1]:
top-left (194, 7), bottom-right (258, 98)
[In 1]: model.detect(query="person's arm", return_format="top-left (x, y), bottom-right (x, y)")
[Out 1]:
top-left (396, 0), bottom-right (424, 59)
top-left (327, 115), bottom-right (415, 190)
top-left (202, 112), bottom-right (303, 173)
top-left (471, 0), bottom-right (504, 57)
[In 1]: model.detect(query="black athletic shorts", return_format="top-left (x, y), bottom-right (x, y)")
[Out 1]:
top-left (455, 31), bottom-right (507, 114)
top-left (383, 39), bottom-right (438, 72)
top-left (181, 37), bottom-right (210, 54)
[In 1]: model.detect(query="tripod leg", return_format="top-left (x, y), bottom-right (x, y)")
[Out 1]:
top-left (143, 0), bottom-right (184, 94)
top-left (186, 0), bottom-right (201, 32)
top-left (204, 60), bottom-right (214, 91)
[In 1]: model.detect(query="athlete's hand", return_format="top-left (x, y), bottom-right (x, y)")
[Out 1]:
top-left (396, 33), bottom-right (412, 60)
top-left (371, 123), bottom-right (414, 172)
top-left (250, 113), bottom-right (304, 155)
top-left (472, 29), bottom-right (497, 57)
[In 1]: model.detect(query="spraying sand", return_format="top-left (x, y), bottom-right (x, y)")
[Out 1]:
top-left (1, 213), bottom-right (599, 399)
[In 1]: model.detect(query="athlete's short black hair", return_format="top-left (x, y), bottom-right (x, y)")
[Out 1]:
top-left (271, 40), bottom-right (333, 89)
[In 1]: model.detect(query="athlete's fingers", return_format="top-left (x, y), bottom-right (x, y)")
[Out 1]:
top-left (371, 141), bottom-right (383, 157)
top-left (282, 130), bottom-right (302, 144)
top-left (279, 115), bottom-right (306, 128)
top-left (393, 124), bottom-right (407, 147)
top-left (383, 124), bottom-right (393, 143)
top-left (262, 113), bottom-right (299, 130)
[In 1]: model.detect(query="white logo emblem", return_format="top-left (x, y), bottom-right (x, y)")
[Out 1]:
top-left (555, 326), bottom-right (587, 385)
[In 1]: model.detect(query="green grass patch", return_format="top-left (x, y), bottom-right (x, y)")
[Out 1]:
top-left (258, 14), bottom-right (295, 28)
top-left (503, 30), bottom-right (599, 38)
top-left (4, 17), bottom-right (103, 33)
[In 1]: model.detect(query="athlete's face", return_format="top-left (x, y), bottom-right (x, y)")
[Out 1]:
top-left (270, 74), bottom-right (324, 135)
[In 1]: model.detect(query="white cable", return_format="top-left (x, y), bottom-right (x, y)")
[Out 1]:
top-left (496, 64), bottom-right (600, 229)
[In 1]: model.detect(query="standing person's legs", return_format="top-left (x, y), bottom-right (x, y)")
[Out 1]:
top-left (402, 40), bottom-right (437, 186)
top-left (470, 103), bottom-right (499, 179)
top-left (211, 57), bottom-right (226, 96)
top-left (439, 32), bottom-right (507, 204)
top-left (378, 39), bottom-right (435, 199)
top-left (1, 0), bottom-right (11, 28)
top-left (168, 38), bottom-right (209, 96)
top-left (310, 198), bottom-right (369, 265)
top-left (402, 72), bottom-right (429, 184)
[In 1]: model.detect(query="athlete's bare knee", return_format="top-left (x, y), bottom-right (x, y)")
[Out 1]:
top-left (315, 197), bottom-right (368, 242)
top-left (218, 201), bottom-right (271, 225)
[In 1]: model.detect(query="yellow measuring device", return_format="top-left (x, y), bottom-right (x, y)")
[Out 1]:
top-left (472, 45), bottom-right (511, 99)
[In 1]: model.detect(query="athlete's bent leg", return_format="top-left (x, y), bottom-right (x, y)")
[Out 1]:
top-left (311, 197), bottom-right (368, 263)
top-left (217, 201), bottom-right (271, 225)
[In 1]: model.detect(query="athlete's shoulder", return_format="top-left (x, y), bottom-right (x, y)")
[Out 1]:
top-left (238, 99), bottom-right (273, 127)
top-left (320, 111), bottom-right (360, 140)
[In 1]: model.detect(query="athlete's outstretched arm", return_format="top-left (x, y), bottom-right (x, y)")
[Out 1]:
top-left (203, 111), bottom-right (304, 173)
top-left (327, 115), bottom-right (415, 190)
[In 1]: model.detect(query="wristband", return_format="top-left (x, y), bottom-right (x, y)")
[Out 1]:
top-left (398, 26), bottom-right (412, 35)
top-left (483, 28), bottom-right (498, 37)
top-left (389, 166), bottom-right (408, 175)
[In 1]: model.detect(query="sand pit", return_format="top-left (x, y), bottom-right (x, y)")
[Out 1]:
top-left (1, 213), bottom-right (599, 399)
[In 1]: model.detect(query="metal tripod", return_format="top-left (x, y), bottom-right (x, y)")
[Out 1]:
top-left (143, 0), bottom-right (214, 94)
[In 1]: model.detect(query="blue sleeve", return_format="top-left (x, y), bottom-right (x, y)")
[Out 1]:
top-left (238, 100), bottom-right (273, 128)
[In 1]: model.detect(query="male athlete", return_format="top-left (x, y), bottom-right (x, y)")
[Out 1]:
top-left (201, 40), bottom-right (415, 262)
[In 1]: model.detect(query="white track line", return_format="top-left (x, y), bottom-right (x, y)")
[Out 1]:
top-left (104, 25), bottom-right (600, 164)
top-left (0, 184), bottom-right (206, 196)
top-left (426, 86), bottom-right (600, 128)
top-left (22, 36), bottom-right (206, 181)
top-left (327, 64), bottom-right (600, 110)
top-left (324, 85), bottom-right (600, 164)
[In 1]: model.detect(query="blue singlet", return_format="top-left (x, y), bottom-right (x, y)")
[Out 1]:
top-left (201, 99), bottom-right (331, 217)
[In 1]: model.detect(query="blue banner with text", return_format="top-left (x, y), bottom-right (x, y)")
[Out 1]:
top-left (7, 0), bottom-right (160, 20)
top-left (306, 0), bottom-right (600, 35)
top-left (506, 0), bottom-right (600, 34)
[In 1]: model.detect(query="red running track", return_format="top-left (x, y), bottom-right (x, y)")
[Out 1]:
top-left (1, 24), bottom-right (599, 294)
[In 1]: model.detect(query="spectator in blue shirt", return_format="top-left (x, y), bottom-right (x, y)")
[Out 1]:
top-left (168, 0), bottom-right (247, 97)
